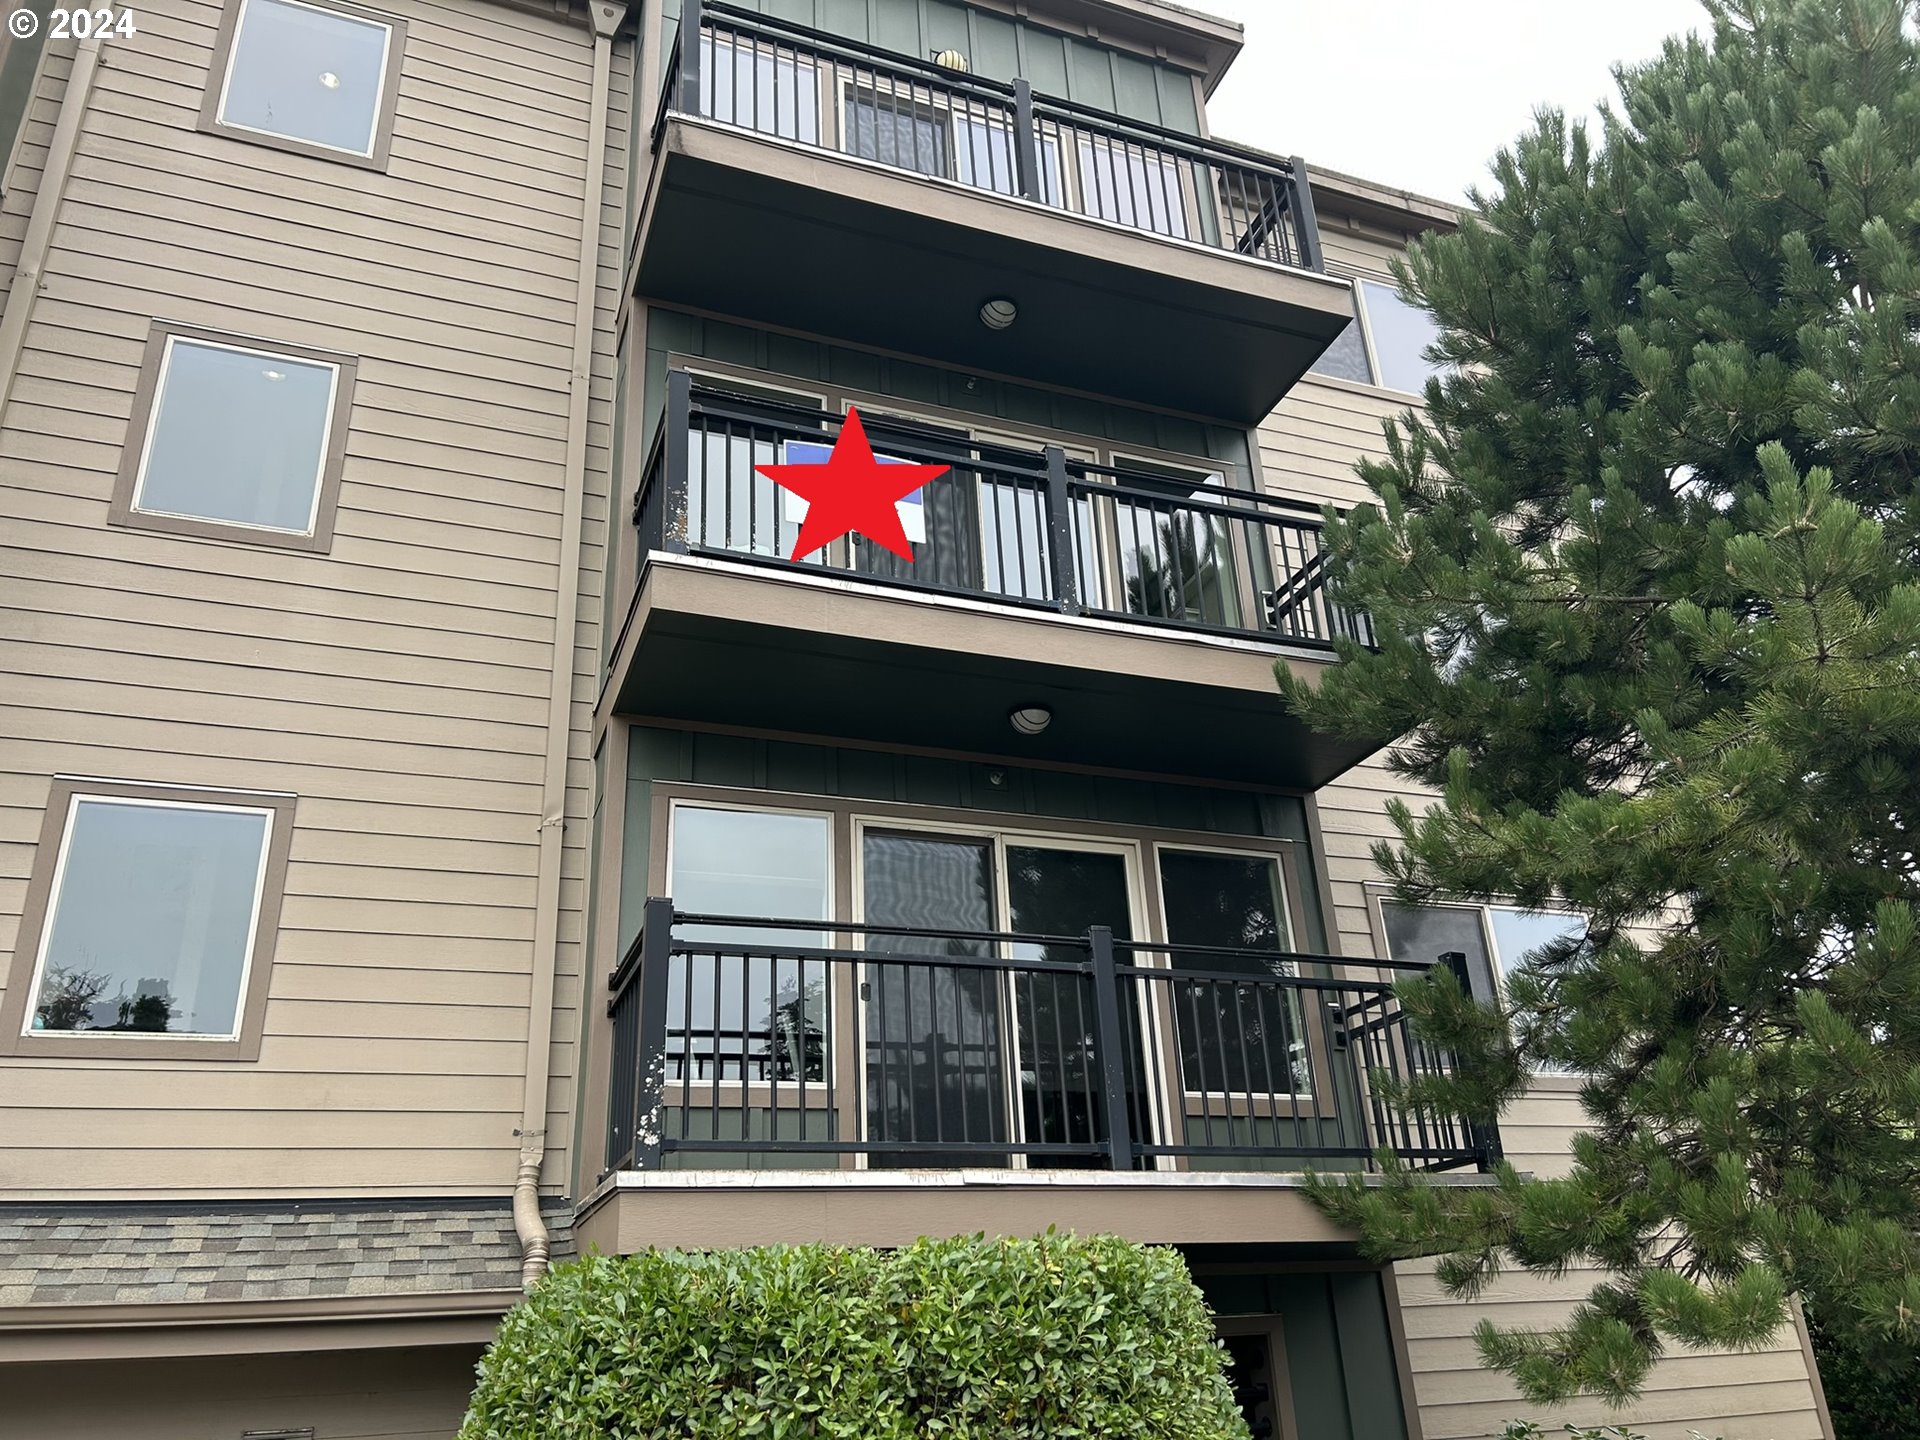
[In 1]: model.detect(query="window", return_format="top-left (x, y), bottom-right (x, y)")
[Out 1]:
top-left (666, 803), bottom-right (832, 1083)
top-left (1378, 898), bottom-right (1587, 1072)
top-left (1074, 135), bottom-right (1190, 240)
top-left (203, 0), bottom-right (404, 166)
top-left (1308, 277), bottom-right (1444, 396)
top-left (700, 32), bottom-right (819, 144)
top-left (1095, 457), bottom-right (1254, 630)
top-left (0, 780), bottom-right (295, 1060)
top-left (1158, 848), bottom-right (1307, 1095)
top-left (110, 326), bottom-right (356, 552)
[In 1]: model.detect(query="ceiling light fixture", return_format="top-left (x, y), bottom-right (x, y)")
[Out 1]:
top-left (979, 298), bottom-right (1018, 331)
top-left (318, 71), bottom-right (341, 89)
top-left (1009, 705), bottom-right (1052, 736)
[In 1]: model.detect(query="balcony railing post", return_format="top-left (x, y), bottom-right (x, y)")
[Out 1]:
top-left (1087, 925), bottom-right (1135, 1171)
top-left (1288, 155), bottom-right (1325, 272)
top-left (631, 896), bottom-right (676, 1170)
top-left (1043, 445), bottom-right (1080, 614)
top-left (661, 370), bottom-right (692, 553)
top-left (678, 0), bottom-right (704, 118)
top-left (1012, 78), bottom-right (1041, 201)
top-left (1438, 949), bottom-right (1505, 1170)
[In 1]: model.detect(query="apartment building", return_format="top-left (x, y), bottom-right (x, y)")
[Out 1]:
top-left (0, 0), bottom-right (1838, 1437)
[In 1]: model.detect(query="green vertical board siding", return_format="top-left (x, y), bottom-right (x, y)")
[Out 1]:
top-left (1111, 51), bottom-right (1164, 127)
top-left (1063, 38), bottom-right (1117, 112)
top-left (821, 0), bottom-right (869, 43)
top-left (603, 330), bottom-right (631, 668)
top-left (967, 9), bottom-right (1020, 84)
top-left (872, 0), bottom-right (920, 55)
top-left (922, 0), bottom-right (971, 58)
top-left (626, 723), bottom-right (1309, 864)
top-left (658, 0), bottom-right (1202, 129)
top-left (1195, 1271), bottom-right (1410, 1440)
top-left (644, 310), bottom-right (1256, 479)
top-left (1276, 1276), bottom-right (1353, 1439)
top-left (1331, 1272), bottom-right (1410, 1440)
top-left (1016, 27), bottom-right (1070, 97)
top-left (1156, 64), bottom-right (1200, 133)
top-left (575, 739), bottom-right (610, 1195)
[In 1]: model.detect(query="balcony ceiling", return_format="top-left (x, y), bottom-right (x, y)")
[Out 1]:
top-left (635, 118), bottom-right (1356, 426)
top-left (609, 558), bottom-right (1384, 792)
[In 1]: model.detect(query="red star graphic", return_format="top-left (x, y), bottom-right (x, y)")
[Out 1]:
top-left (754, 406), bottom-right (950, 564)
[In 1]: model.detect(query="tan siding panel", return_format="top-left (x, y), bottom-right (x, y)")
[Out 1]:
top-left (0, 0), bottom-right (599, 1198)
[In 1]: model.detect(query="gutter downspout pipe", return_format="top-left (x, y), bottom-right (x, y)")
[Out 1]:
top-left (515, 0), bottom-right (622, 1292)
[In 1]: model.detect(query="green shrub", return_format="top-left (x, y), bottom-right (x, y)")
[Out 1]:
top-left (460, 1232), bottom-right (1249, 1440)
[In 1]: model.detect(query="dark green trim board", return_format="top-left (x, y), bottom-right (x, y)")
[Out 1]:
top-left (1200, 1269), bottom-right (1412, 1440)
top-left (0, 0), bottom-right (50, 194)
top-left (658, 0), bottom-right (1201, 133)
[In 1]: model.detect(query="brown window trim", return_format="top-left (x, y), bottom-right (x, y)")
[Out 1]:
top-left (196, 0), bottom-right (406, 172)
top-left (0, 778), bottom-right (297, 1062)
top-left (107, 322), bottom-right (358, 555)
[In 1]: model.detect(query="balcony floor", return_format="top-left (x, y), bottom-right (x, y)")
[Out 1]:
top-left (575, 1167), bottom-right (1500, 1254)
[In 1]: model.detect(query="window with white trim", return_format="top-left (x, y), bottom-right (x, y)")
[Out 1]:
top-left (20, 792), bottom-right (282, 1040)
top-left (209, 0), bottom-right (402, 163)
top-left (1379, 899), bottom-right (1587, 1071)
top-left (1309, 277), bottom-right (1444, 396)
top-left (110, 328), bottom-right (355, 552)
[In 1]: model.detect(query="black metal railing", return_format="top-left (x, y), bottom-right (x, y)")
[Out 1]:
top-left (606, 898), bottom-right (1498, 1175)
top-left (657, 0), bottom-right (1323, 272)
top-left (631, 372), bottom-right (1376, 650)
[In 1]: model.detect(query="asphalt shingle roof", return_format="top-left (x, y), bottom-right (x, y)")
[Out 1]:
top-left (0, 1199), bottom-right (574, 1307)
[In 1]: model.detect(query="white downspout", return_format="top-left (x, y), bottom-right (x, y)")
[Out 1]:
top-left (516, 0), bottom-right (622, 1291)
top-left (0, 37), bottom-right (103, 414)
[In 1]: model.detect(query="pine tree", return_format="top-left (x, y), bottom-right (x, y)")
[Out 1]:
top-left (1288, 0), bottom-right (1920, 1406)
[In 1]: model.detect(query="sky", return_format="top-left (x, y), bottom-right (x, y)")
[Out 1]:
top-left (1197, 0), bottom-right (1710, 202)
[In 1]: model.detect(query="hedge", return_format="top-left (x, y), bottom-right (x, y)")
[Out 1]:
top-left (459, 1232), bottom-right (1250, 1439)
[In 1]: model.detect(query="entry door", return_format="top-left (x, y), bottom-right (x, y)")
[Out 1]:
top-left (859, 830), bottom-right (1138, 1166)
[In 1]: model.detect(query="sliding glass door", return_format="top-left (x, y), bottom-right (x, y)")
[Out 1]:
top-left (861, 831), bottom-right (1006, 1165)
top-left (860, 828), bottom-right (1139, 1167)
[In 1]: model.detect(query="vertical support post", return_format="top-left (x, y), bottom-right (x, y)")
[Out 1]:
top-left (661, 368), bottom-right (692, 553)
top-left (1012, 78), bottom-right (1041, 201)
top-left (678, 0), bottom-right (704, 118)
top-left (1287, 155), bottom-right (1325, 273)
top-left (1088, 926), bottom-right (1134, 1172)
top-left (1438, 949), bottom-right (1505, 1170)
top-left (631, 896), bottom-right (676, 1170)
top-left (1043, 445), bottom-right (1080, 614)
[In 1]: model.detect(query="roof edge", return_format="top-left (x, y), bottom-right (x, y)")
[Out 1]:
top-left (1303, 163), bottom-right (1464, 234)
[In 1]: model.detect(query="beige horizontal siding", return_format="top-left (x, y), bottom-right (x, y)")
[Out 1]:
top-left (8, 1348), bottom-right (484, 1440)
top-left (1291, 204), bottom-right (1828, 1438)
top-left (0, 0), bottom-right (612, 1201)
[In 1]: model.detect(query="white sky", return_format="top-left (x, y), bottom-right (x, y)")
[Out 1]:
top-left (1198, 0), bottom-right (1709, 201)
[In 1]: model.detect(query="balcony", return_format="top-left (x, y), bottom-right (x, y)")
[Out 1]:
top-left (606, 375), bottom-right (1384, 787)
top-left (633, 0), bottom-right (1357, 423)
top-left (583, 900), bottom-right (1496, 1250)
